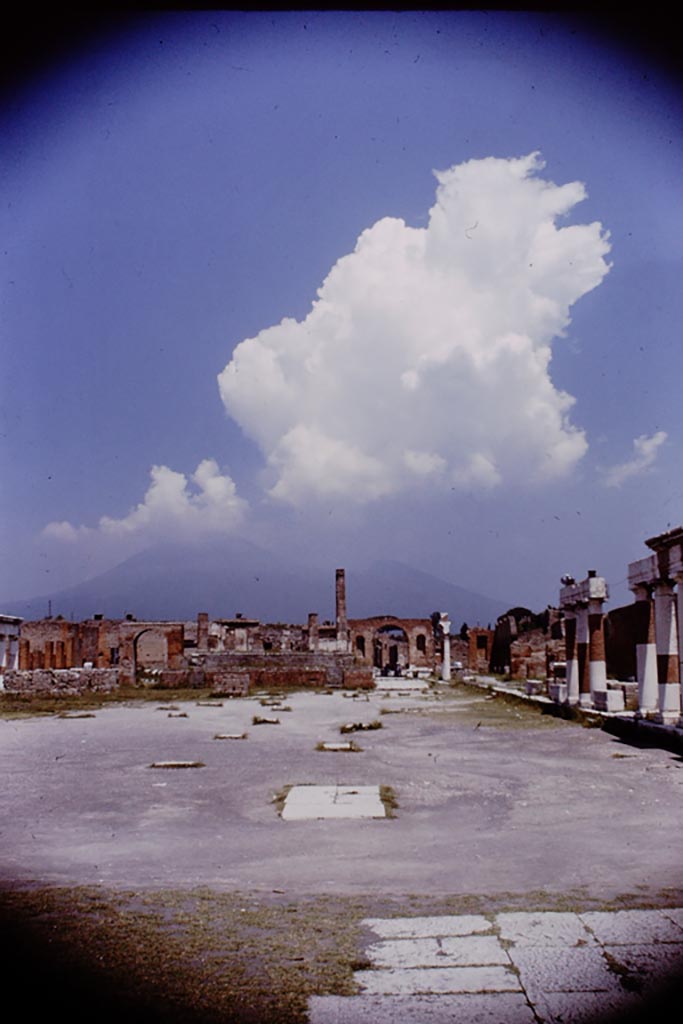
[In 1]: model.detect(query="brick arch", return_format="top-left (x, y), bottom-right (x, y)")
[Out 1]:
top-left (348, 616), bottom-right (435, 673)
top-left (117, 621), bottom-right (186, 684)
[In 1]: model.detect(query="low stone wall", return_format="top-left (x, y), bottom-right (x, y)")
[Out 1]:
top-left (195, 651), bottom-right (372, 690)
top-left (2, 668), bottom-right (120, 696)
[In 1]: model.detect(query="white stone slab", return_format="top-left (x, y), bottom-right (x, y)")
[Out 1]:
top-left (281, 785), bottom-right (386, 820)
top-left (496, 911), bottom-right (596, 947)
top-left (529, 988), bottom-right (643, 1024)
top-left (375, 677), bottom-right (428, 691)
top-left (507, 947), bottom-right (622, 1000)
top-left (364, 915), bottom-right (492, 938)
top-left (309, 992), bottom-right (536, 1023)
top-left (365, 935), bottom-right (508, 969)
top-left (355, 965), bottom-right (521, 995)
top-left (601, 942), bottom-right (683, 992)
top-left (580, 909), bottom-right (683, 945)
top-left (662, 908), bottom-right (683, 930)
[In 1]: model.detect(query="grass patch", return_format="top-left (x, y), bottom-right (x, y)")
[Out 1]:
top-left (3, 884), bottom-right (681, 1023)
top-left (0, 687), bottom-right (219, 720)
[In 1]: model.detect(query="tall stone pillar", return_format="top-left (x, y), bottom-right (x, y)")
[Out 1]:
top-left (631, 584), bottom-right (658, 715)
top-left (588, 593), bottom-right (608, 701)
top-left (55, 640), bottom-right (66, 669)
top-left (440, 613), bottom-right (451, 682)
top-left (197, 612), bottom-right (209, 651)
top-left (44, 641), bottom-right (54, 670)
top-left (564, 611), bottom-right (579, 705)
top-left (19, 639), bottom-right (29, 670)
top-left (653, 580), bottom-right (681, 723)
top-left (308, 612), bottom-right (319, 652)
top-left (677, 575), bottom-right (683, 728)
top-left (335, 568), bottom-right (348, 648)
top-left (576, 604), bottom-right (591, 707)
top-left (565, 610), bottom-right (581, 708)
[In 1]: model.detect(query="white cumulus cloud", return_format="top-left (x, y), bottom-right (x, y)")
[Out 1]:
top-left (603, 431), bottom-right (668, 488)
top-left (219, 152), bottom-right (611, 505)
top-left (43, 460), bottom-right (247, 543)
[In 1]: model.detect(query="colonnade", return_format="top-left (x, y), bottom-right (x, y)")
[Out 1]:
top-left (0, 615), bottom-right (22, 680)
top-left (558, 527), bottom-right (683, 724)
top-left (627, 527), bottom-right (683, 724)
top-left (559, 571), bottom-right (610, 708)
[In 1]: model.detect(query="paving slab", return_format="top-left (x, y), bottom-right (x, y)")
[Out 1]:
top-left (497, 911), bottom-right (597, 947)
top-left (580, 909), bottom-right (683, 945)
top-left (364, 915), bottom-right (492, 938)
top-left (308, 992), bottom-right (537, 1023)
top-left (603, 942), bottom-right (683, 993)
top-left (365, 935), bottom-right (508, 968)
top-left (355, 965), bottom-right (522, 995)
top-left (507, 947), bottom-right (623, 1000)
top-left (281, 785), bottom-right (386, 820)
top-left (529, 988), bottom-right (644, 1023)
top-left (662, 908), bottom-right (683, 930)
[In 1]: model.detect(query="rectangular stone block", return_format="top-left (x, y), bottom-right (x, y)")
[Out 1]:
top-left (282, 785), bottom-right (386, 820)
top-left (363, 915), bottom-right (493, 939)
top-left (365, 935), bottom-right (508, 969)
top-left (309, 993), bottom-right (537, 1023)
top-left (580, 909), bottom-right (683, 945)
top-left (355, 965), bottom-right (521, 995)
top-left (496, 911), bottom-right (596, 948)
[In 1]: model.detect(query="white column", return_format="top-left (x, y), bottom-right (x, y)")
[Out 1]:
top-left (632, 583), bottom-right (658, 715)
top-left (576, 604), bottom-right (591, 708)
top-left (440, 613), bottom-right (451, 682)
top-left (653, 581), bottom-right (681, 723)
top-left (564, 611), bottom-right (580, 705)
top-left (588, 597), bottom-right (608, 702)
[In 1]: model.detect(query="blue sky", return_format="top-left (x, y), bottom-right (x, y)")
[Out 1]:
top-left (2, 11), bottom-right (682, 613)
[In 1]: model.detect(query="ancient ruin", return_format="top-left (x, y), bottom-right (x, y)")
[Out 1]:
top-left (2, 568), bottom-right (452, 697)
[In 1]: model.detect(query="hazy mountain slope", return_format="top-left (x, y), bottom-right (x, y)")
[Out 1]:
top-left (5, 540), bottom-right (509, 625)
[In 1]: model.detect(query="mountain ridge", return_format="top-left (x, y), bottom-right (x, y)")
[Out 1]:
top-left (3, 540), bottom-right (510, 626)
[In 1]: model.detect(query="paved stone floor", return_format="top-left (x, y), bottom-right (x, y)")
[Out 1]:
top-left (310, 909), bottom-right (683, 1022)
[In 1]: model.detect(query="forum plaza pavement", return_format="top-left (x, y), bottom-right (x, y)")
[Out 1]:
top-left (1, 675), bottom-right (682, 1023)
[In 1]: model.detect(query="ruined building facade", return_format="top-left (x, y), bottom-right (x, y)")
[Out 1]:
top-left (6, 568), bottom-right (450, 696)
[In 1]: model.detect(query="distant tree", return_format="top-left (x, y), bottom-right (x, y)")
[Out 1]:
top-left (430, 611), bottom-right (442, 637)
top-left (459, 621), bottom-right (469, 641)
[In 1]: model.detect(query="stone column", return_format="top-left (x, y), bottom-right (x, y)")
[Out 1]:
top-left (631, 583), bottom-right (658, 715)
top-left (564, 611), bottom-right (580, 705)
top-left (0, 634), bottom-right (6, 672)
top-left (19, 639), bottom-right (30, 670)
top-left (308, 613), bottom-right (319, 652)
top-left (588, 596), bottom-right (608, 702)
top-left (55, 640), bottom-right (66, 669)
top-left (44, 641), bottom-right (54, 669)
top-left (440, 613), bottom-right (451, 682)
top-left (653, 580), bottom-right (681, 723)
top-left (576, 603), bottom-right (591, 707)
top-left (677, 575), bottom-right (683, 729)
top-left (335, 569), bottom-right (348, 647)
top-left (197, 612), bottom-right (209, 651)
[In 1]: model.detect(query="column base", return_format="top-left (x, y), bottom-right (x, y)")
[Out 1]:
top-left (652, 711), bottom-right (682, 726)
top-left (578, 693), bottom-right (593, 709)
